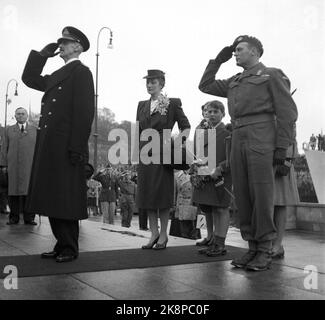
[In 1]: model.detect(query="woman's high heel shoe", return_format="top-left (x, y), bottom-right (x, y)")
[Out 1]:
top-left (141, 236), bottom-right (159, 249)
top-left (153, 238), bottom-right (168, 250)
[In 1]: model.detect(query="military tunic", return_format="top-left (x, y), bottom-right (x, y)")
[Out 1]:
top-left (199, 60), bottom-right (298, 248)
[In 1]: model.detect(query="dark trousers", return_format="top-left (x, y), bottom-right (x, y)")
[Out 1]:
top-left (49, 217), bottom-right (79, 256)
top-left (8, 195), bottom-right (35, 223)
top-left (138, 208), bottom-right (148, 230)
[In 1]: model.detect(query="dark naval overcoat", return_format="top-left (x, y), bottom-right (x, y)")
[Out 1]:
top-left (22, 50), bottom-right (94, 220)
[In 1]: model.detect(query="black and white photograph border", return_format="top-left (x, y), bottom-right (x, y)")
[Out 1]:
top-left (0, 0), bottom-right (324, 304)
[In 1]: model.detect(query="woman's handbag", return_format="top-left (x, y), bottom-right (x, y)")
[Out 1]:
top-left (169, 217), bottom-right (182, 237)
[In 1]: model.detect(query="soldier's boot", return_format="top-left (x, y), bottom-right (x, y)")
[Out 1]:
top-left (231, 250), bottom-right (257, 268)
top-left (245, 251), bottom-right (272, 271)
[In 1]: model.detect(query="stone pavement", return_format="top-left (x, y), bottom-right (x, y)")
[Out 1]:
top-left (0, 212), bottom-right (324, 300)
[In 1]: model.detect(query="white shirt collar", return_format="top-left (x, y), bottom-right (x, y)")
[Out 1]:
top-left (17, 123), bottom-right (26, 130)
top-left (150, 99), bottom-right (159, 114)
top-left (65, 57), bottom-right (79, 65)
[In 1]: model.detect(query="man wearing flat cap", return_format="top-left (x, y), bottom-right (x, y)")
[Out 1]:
top-left (22, 26), bottom-right (94, 262)
top-left (199, 35), bottom-right (298, 271)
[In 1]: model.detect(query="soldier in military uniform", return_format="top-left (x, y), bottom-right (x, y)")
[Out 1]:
top-left (22, 26), bottom-right (94, 262)
top-left (199, 35), bottom-right (298, 271)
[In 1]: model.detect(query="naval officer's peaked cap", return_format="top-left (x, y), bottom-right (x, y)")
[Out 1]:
top-left (57, 26), bottom-right (90, 52)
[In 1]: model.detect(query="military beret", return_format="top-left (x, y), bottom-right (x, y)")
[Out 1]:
top-left (143, 69), bottom-right (165, 79)
top-left (233, 35), bottom-right (264, 57)
top-left (57, 26), bottom-right (90, 52)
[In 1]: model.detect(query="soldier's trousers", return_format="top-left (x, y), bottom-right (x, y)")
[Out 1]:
top-left (230, 121), bottom-right (277, 252)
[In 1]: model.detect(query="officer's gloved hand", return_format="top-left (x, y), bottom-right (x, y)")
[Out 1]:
top-left (0, 166), bottom-right (8, 172)
top-left (273, 148), bottom-right (287, 166)
top-left (275, 163), bottom-right (291, 177)
top-left (215, 46), bottom-right (234, 64)
top-left (39, 43), bottom-right (59, 58)
top-left (69, 151), bottom-right (84, 166)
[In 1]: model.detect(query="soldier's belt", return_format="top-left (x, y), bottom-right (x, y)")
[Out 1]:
top-left (232, 113), bottom-right (276, 129)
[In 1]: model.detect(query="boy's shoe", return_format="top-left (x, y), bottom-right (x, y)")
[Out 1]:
top-left (206, 244), bottom-right (227, 257)
top-left (196, 237), bottom-right (212, 246)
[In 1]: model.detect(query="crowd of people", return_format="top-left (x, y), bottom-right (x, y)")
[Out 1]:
top-left (0, 27), bottom-right (299, 273)
top-left (309, 133), bottom-right (325, 151)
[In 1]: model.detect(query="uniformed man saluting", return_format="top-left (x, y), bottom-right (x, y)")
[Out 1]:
top-left (22, 26), bottom-right (94, 262)
top-left (199, 35), bottom-right (298, 271)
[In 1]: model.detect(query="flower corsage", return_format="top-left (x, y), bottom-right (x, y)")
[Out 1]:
top-left (156, 93), bottom-right (170, 115)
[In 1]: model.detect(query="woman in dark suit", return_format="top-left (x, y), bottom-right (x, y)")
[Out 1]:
top-left (136, 69), bottom-right (190, 249)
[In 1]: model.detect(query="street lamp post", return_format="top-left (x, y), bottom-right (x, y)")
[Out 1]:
top-left (4, 79), bottom-right (19, 129)
top-left (94, 27), bottom-right (113, 172)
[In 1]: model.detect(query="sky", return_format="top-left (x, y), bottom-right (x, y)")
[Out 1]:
top-left (0, 0), bottom-right (324, 153)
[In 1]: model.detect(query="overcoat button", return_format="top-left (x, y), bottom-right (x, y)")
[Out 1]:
top-left (52, 99), bottom-right (56, 102)
top-left (48, 112), bottom-right (52, 115)
top-left (44, 125), bottom-right (47, 128)
top-left (58, 86), bottom-right (62, 90)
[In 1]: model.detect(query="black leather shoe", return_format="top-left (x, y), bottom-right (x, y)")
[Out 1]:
top-left (7, 220), bottom-right (19, 225)
top-left (41, 251), bottom-right (58, 259)
top-left (56, 254), bottom-right (77, 263)
top-left (24, 221), bottom-right (37, 225)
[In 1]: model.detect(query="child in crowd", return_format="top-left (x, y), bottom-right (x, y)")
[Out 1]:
top-left (85, 163), bottom-right (102, 217)
top-left (118, 171), bottom-right (137, 228)
top-left (191, 100), bottom-right (232, 257)
top-left (174, 170), bottom-right (198, 239)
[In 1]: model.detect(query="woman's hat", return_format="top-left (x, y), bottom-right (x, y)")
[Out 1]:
top-left (143, 69), bottom-right (165, 79)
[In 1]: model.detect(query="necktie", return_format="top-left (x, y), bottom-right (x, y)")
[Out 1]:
top-left (21, 125), bottom-right (24, 133)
